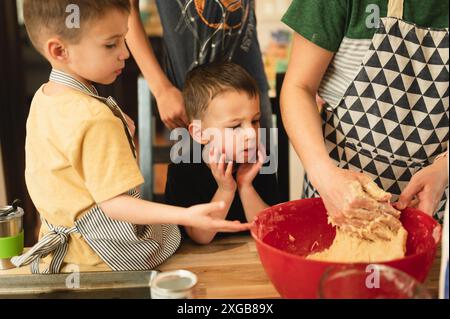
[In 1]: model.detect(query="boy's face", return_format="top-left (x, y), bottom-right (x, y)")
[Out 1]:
top-left (63, 9), bottom-right (130, 85)
top-left (199, 90), bottom-right (261, 163)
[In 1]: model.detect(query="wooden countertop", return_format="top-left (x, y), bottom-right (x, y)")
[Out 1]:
top-left (423, 245), bottom-right (442, 299)
top-left (158, 235), bottom-right (280, 299)
top-left (0, 235), bottom-right (442, 299)
top-left (159, 235), bottom-right (442, 299)
top-left (0, 235), bottom-right (279, 299)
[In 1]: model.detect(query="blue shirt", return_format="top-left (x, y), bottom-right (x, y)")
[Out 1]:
top-left (155, 0), bottom-right (269, 93)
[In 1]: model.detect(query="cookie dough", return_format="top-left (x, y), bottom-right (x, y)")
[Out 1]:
top-left (308, 180), bottom-right (408, 263)
top-left (307, 226), bottom-right (408, 263)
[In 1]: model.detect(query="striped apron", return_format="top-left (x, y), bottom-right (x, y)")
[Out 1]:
top-left (304, 0), bottom-right (449, 221)
top-left (11, 70), bottom-right (181, 273)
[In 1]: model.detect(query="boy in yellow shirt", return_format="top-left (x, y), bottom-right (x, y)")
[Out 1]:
top-left (12, 0), bottom-right (249, 274)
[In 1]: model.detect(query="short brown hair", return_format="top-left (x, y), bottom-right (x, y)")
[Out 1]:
top-left (183, 62), bottom-right (260, 120)
top-left (23, 0), bottom-right (130, 52)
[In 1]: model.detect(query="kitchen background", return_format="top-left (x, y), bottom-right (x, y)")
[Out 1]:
top-left (0, 0), bottom-right (304, 244)
top-left (0, 148), bottom-right (5, 206)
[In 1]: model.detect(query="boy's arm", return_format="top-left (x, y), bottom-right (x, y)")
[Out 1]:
top-left (100, 195), bottom-right (249, 232)
top-left (238, 186), bottom-right (269, 222)
top-left (185, 187), bottom-right (236, 245)
top-left (127, 0), bottom-right (188, 129)
top-left (186, 148), bottom-right (237, 245)
top-left (236, 149), bottom-right (269, 222)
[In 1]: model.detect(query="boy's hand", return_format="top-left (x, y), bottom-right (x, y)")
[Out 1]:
top-left (209, 147), bottom-right (237, 192)
top-left (123, 113), bottom-right (136, 137)
top-left (237, 148), bottom-right (265, 189)
top-left (184, 201), bottom-right (252, 232)
top-left (395, 159), bottom-right (448, 216)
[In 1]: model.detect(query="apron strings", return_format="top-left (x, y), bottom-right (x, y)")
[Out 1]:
top-left (388, 0), bottom-right (404, 19)
top-left (104, 96), bottom-right (138, 158)
top-left (11, 219), bottom-right (78, 274)
top-left (49, 69), bottom-right (137, 158)
top-left (50, 69), bottom-right (98, 95)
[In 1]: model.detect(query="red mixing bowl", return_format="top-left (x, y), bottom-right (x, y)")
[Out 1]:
top-left (250, 198), bottom-right (442, 299)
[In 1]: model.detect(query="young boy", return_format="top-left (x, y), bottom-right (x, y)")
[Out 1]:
top-left (13, 0), bottom-right (249, 274)
top-left (165, 62), bottom-right (279, 245)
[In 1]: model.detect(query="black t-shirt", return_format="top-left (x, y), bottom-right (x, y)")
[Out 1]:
top-left (155, 0), bottom-right (269, 93)
top-left (165, 158), bottom-right (279, 226)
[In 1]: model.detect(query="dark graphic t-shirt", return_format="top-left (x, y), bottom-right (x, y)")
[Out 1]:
top-left (155, 0), bottom-right (269, 93)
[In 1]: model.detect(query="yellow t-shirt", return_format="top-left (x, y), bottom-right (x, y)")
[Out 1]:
top-left (25, 85), bottom-right (145, 269)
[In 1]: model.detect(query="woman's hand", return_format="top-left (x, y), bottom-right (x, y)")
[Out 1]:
top-left (155, 85), bottom-right (189, 129)
top-left (311, 164), bottom-right (404, 241)
top-left (395, 159), bottom-right (448, 216)
top-left (127, 0), bottom-right (188, 129)
top-left (209, 147), bottom-right (237, 192)
top-left (311, 164), bottom-right (388, 224)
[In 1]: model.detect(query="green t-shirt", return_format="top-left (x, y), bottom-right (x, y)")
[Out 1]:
top-left (282, 0), bottom-right (449, 106)
top-left (283, 0), bottom-right (449, 52)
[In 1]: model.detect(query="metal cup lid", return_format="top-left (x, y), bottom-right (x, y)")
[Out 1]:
top-left (0, 200), bottom-right (23, 220)
top-left (0, 206), bottom-right (24, 221)
top-left (151, 270), bottom-right (198, 293)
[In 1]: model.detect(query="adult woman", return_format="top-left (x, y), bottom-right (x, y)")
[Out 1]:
top-left (281, 0), bottom-right (448, 221)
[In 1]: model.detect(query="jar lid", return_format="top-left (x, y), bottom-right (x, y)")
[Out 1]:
top-left (151, 270), bottom-right (198, 293)
top-left (0, 206), bottom-right (24, 221)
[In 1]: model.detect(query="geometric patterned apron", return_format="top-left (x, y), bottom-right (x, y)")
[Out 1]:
top-left (11, 70), bottom-right (181, 273)
top-left (304, 0), bottom-right (449, 221)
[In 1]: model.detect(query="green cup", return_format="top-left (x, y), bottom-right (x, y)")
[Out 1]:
top-left (0, 206), bottom-right (24, 269)
top-left (0, 231), bottom-right (24, 259)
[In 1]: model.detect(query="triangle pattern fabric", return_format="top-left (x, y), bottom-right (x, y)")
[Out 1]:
top-left (395, 40), bottom-right (410, 58)
top-left (388, 20), bottom-right (403, 39)
top-left (417, 65), bottom-right (434, 81)
top-left (412, 96), bottom-right (428, 113)
top-left (366, 52), bottom-right (382, 68)
top-left (395, 93), bottom-right (410, 109)
top-left (378, 35), bottom-right (394, 53)
top-left (404, 27), bottom-right (420, 45)
top-left (401, 60), bottom-right (416, 77)
top-left (390, 74), bottom-right (406, 91)
top-left (428, 49), bottom-right (444, 65)
top-left (437, 32), bottom-right (449, 48)
top-left (324, 17), bottom-right (449, 205)
top-left (384, 55), bottom-right (401, 72)
top-left (421, 31), bottom-right (436, 48)
top-left (372, 70), bottom-right (389, 86)
top-left (407, 78), bottom-right (422, 95)
top-left (435, 66), bottom-right (449, 82)
top-left (411, 47), bottom-right (427, 63)
top-left (430, 100), bottom-right (446, 114)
